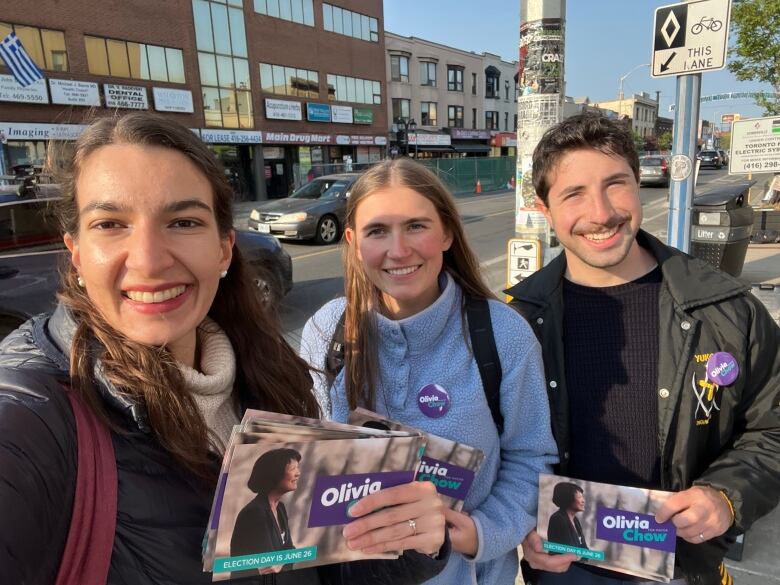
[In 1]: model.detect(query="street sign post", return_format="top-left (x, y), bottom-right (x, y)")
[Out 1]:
top-left (506, 238), bottom-right (541, 286)
top-left (729, 116), bottom-right (780, 175)
top-left (651, 0), bottom-right (731, 78)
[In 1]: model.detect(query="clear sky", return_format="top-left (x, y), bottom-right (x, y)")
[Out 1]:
top-left (384, 0), bottom-right (769, 123)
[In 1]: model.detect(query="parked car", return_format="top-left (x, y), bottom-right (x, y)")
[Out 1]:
top-left (697, 149), bottom-right (723, 169)
top-left (0, 195), bottom-right (293, 339)
top-left (639, 155), bottom-right (670, 187)
top-left (718, 149), bottom-right (729, 166)
top-left (248, 173), bottom-right (360, 244)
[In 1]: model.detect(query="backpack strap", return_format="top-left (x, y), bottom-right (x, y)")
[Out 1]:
top-left (325, 310), bottom-right (347, 379)
top-left (55, 388), bottom-right (117, 585)
top-left (465, 295), bottom-right (504, 435)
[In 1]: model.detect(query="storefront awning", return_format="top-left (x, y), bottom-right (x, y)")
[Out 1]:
top-left (451, 144), bottom-right (492, 153)
top-left (414, 145), bottom-right (454, 152)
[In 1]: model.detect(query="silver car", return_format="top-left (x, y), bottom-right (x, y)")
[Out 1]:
top-left (248, 174), bottom-right (359, 244)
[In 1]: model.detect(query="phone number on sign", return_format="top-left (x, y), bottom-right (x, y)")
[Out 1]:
top-left (1, 93), bottom-right (46, 102)
top-left (742, 161), bottom-right (780, 171)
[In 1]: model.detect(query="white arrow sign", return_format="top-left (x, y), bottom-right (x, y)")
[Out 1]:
top-left (651, 0), bottom-right (731, 78)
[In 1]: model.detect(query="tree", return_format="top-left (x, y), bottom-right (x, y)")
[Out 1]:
top-left (719, 132), bottom-right (731, 151)
top-left (728, 0), bottom-right (780, 115)
top-left (658, 131), bottom-right (673, 151)
top-left (632, 131), bottom-right (645, 154)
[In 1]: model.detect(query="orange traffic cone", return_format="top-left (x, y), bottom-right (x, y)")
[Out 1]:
top-left (475, 179), bottom-right (482, 194)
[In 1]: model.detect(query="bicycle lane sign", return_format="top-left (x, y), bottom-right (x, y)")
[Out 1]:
top-left (651, 0), bottom-right (731, 78)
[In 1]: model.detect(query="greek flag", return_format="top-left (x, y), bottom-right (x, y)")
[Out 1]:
top-left (0, 31), bottom-right (44, 87)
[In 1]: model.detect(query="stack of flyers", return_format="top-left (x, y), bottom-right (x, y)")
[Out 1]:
top-left (348, 407), bottom-right (485, 512)
top-left (202, 410), bottom-right (426, 580)
top-left (537, 473), bottom-right (677, 583)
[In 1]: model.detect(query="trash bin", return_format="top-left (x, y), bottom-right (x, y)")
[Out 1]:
top-left (690, 184), bottom-right (754, 277)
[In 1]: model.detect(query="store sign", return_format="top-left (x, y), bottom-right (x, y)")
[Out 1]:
top-left (263, 131), bottom-right (332, 145)
top-left (0, 122), bottom-right (86, 141)
top-left (450, 128), bottom-right (490, 140)
top-left (340, 135), bottom-right (375, 145)
top-left (353, 107), bottom-right (373, 125)
top-left (263, 146), bottom-right (285, 159)
top-left (265, 98), bottom-right (303, 121)
top-left (407, 134), bottom-right (451, 146)
top-left (200, 129), bottom-right (262, 144)
top-left (104, 84), bottom-right (149, 110)
top-left (153, 87), bottom-right (194, 113)
top-left (374, 136), bottom-right (387, 145)
top-left (49, 79), bottom-right (100, 106)
top-left (331, 105), bottom-right (354, 124)
top-left (0, 74), bottom-right (48, 104)
top-left (307, 103), bottom-right (331, 122)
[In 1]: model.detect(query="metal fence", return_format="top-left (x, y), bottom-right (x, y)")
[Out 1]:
top-left (293, 156), bottom-right (515, 194)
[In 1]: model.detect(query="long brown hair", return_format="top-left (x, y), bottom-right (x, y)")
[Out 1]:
top-left (341, 158), bottom-right (494, 410)
top-left (49, 112), bottom-right (318, 479)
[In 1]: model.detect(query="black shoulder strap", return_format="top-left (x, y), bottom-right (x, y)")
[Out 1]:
top-left (325, 310), bottom-right (347, 379)
top-left (465, 295), bottom-right (504, 435)
top-left (325, 298), bottom-right (504, 434)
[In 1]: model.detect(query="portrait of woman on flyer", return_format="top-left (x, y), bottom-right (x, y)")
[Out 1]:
top-left (300, 158), bottom-right (558, 585)
top-left (546, 482), bottom-right (587, 549)
top-left (231, 448), bottom-right (302, 575)
top-left (0, 113), bottom-right (448, 585)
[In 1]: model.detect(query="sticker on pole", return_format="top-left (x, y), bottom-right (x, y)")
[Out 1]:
top-left (670, 154), bottom-right (693, 181)
top-left (651, 0), bottom-right (731, 78)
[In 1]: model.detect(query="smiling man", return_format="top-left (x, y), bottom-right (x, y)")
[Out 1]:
top-left (507, 114), bottom-right (780, 585)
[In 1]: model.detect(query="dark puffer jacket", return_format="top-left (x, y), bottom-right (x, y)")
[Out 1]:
top-left (0, 305), bottom-right (448, 585)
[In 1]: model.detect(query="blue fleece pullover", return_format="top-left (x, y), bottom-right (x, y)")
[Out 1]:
top-left (299, 273), bottom-right (558, 585)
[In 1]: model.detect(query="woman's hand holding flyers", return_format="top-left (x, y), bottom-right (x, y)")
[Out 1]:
top-left (521, 528), bottom-right (577, 572)
top-left (342, 481), bottom-right (446, 556)
top-left (443, 508), bottom-right (478, 556)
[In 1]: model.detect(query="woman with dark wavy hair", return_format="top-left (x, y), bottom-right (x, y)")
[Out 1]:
top-left (0, 113), bottom-right (446, 585)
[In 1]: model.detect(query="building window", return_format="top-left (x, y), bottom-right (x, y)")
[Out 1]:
top-left (504, 111), bottom-right (509, 131)
top-left (193, 0), bottom-right (252, 128)
top-left (421, 102), bottom-right (437, 126)
top-left (514, 114), bottom-right (518, 131)
top-left (471, 72), bottom-right (477, 95)
top-left (84, 35), bottom-right (184, 82)
top-left (255, 0), bottom-right (314, 26)
top-left (485, 111), bottom-right (499, 130)
top-left (485, 67), bottom-right (500, 98)
top-left (447, 105), bottom-right (463, 128)
top-left (0, 22), bottom-right (67, 72)
top-left (390, 55), bottom-right (409, 82)
top-left (392, 98), bottom-right (410, 121)
top-left (447, 66), bottom-right (463, 92)
top-left (420, 61), bottom-right (436, 86)
top-left (260, 62), bottom-right (318, 98)
top-left (472, 107), bottom-right (477, 129)
top-left (505, 80), bottom-right (510, 100)
top-left (327, 73), bottom-right (381, 104)
top-left (323, 3), bottom-right (378, 42)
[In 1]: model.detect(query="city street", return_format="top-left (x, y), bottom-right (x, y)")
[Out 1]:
top-left (245, 167), bottom-right (748, 347)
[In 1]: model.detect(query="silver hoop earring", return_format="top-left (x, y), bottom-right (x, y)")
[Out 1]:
top-left (77, 276), bottom-right (85, 287)
top-left (220, 270), bottom-right (228, 278)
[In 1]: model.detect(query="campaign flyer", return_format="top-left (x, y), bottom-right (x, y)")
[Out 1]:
top-left (210, 433), bottom-right (424, 580)
top-left (537, 473), bottom-right (677, 583)
top-left (348, 407), bottom-right (485, 512)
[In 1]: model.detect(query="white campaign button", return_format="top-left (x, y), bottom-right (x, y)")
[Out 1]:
top-left (659, 388), bottom-right (670, 398)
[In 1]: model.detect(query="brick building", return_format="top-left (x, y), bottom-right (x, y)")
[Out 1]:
top-left (0, 0), bottom-right (388, 199)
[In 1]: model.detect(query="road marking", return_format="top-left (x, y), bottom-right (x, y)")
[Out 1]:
top-left (480, 254), bottom-right (506, 267)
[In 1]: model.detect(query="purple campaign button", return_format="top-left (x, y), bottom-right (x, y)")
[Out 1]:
top-left (416, 384), bottom-right (451, 418)
top-left (706, 352), bottom-right (739, 386)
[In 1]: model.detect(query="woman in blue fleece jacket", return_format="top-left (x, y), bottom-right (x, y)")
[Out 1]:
top-left (299, 158), bottom-right (558, 585)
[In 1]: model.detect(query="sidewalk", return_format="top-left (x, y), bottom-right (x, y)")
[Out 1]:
top-left (724, 241), bottom-right (780, 584)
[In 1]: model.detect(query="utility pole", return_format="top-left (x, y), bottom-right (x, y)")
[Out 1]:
top-left (515, 0), bottom-right (566, 264)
